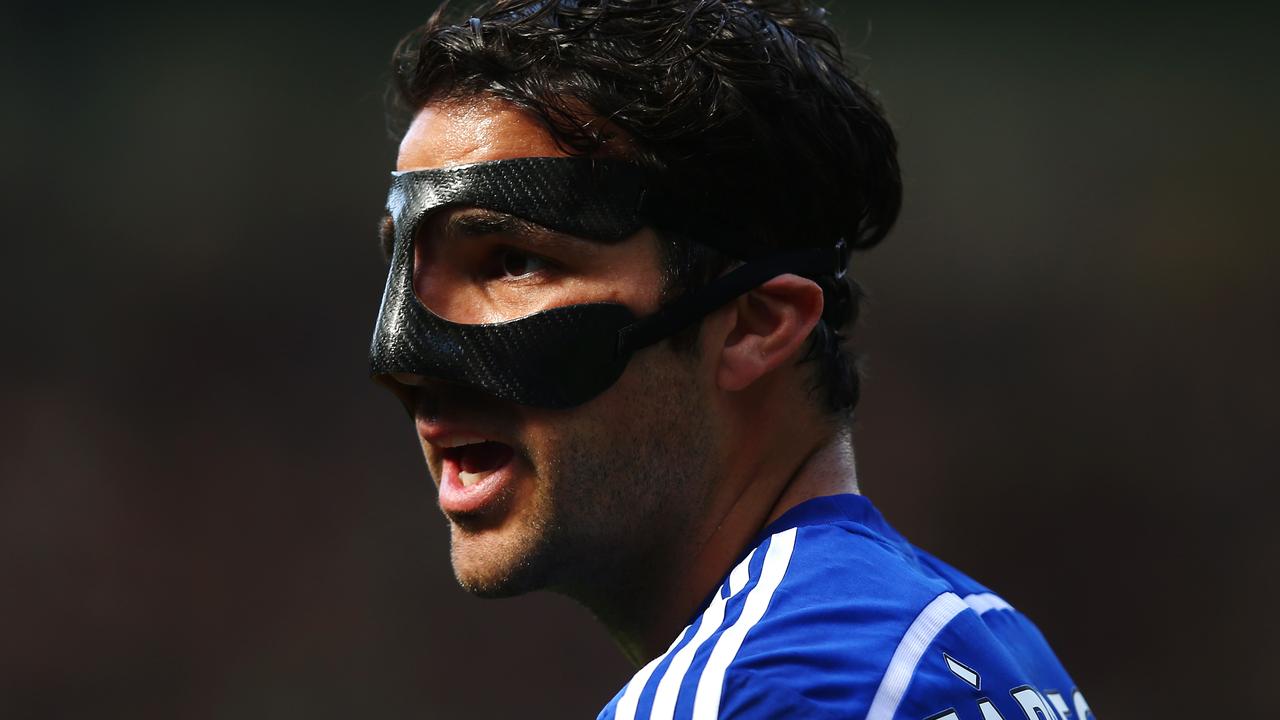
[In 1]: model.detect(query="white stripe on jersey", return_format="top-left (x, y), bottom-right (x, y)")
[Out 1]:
top-left (649, 584), bottom-right (729, 718)
top-left (649, 548), bottom-right (756, 720)
top-left (866, 591), bottom-right (969, 720)
top-left (963, 592), bottom-right (1013, 615)
top-left (727, 547), bottom-right (756, 597)
top-left (615, 627), bottom-right (690, 720)
top-left (691, 528), bottom-right (797, 720)
top-left (614, 548), bottom-right (758, 720)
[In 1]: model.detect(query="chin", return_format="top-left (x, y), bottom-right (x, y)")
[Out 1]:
top-left (448, 520), bottom-right (553, 598)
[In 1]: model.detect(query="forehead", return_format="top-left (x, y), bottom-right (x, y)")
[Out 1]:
top-left (397, 96), bottom-right (571, 172)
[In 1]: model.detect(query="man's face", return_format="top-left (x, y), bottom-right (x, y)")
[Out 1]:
top-left (395, 96), bottom-right (718, 598)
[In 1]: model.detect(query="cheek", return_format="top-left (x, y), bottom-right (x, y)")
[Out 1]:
top-left (583, 347), bottom-right (709, 440)
top-left (493, 277), bottom-right (598, 319)
top-left (512, 318), bottom-right (711, 477)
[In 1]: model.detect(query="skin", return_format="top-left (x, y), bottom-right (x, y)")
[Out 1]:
top-left (395, 95), bottom-right (859, 666)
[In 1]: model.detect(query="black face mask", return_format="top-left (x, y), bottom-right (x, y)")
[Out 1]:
top-left (369, 156), bottom-right (846, 410)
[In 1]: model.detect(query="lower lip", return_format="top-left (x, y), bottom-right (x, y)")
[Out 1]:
top-left (438, 453), bottom-right (517, 516)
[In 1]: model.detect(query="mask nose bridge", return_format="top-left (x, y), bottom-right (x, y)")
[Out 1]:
top-left (370, 157), bottom-right (741, 409)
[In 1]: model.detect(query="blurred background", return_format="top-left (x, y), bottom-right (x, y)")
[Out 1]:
top-left (2, 1), bottom-right (1276, 717)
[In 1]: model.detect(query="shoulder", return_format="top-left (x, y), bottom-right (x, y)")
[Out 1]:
top-left (709, 524), bottom-right (979, 719)
top-left (600, 521), bottom-right (1093, 719)
top-left (597, 525), bottom-right (951, 719)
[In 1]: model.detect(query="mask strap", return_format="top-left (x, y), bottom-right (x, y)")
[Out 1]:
top-left (617, 240), bottom-right (847, 356)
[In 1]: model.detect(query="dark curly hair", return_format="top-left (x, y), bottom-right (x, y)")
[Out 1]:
top-left (388, 0), bottom-right (901, 414)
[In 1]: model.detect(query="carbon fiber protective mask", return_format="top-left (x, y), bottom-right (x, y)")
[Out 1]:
top-left (369, 156), bottom-right (845, 410)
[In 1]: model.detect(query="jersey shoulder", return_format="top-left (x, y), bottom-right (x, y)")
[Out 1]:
top-left (599, 496), bottom-right (1094, 720)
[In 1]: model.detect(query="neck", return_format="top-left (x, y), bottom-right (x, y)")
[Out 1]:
top-left (578, 416), bottom-right (859, 667)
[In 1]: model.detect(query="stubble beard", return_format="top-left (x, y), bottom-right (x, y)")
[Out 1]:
top-left (448, 347), bottom-right (715, 605)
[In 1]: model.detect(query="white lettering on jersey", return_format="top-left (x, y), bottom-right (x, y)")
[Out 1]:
top-left (1045, 691), bottom-right (1071, 718)
top-left (1073, 689), bottom-right (1094, 719)
top-left (978, 699), bottom-right (1008, 719)
top-left (943, 652), bottom-right (981, 690)
top-left (1011, 685), bottom-right (1061, 720)
top-left (923, 685), bottom-right (1094, 719)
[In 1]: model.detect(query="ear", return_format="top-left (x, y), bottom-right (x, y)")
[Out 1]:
top-left (716, 274), bottom-right (825, 393)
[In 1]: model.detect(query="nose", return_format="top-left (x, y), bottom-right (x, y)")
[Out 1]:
top-left (376, 372), bottom-right (503, 421)
top-left (390, 372), bottom-right (426, 387)
top-left (392, 372), bottom-right (441, 415)
top-left (374, 372), bottom-right (435, 418)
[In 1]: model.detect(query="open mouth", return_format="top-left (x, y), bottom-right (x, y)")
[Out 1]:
top-left (440, 439), bottom-right (515, 487)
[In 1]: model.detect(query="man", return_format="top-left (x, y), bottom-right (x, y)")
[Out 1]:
top-left (369, 1), bottom-right (1095, 718)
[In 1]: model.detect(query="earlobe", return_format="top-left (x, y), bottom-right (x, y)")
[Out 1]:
top-left (716, 275), bottom-right (825, 393)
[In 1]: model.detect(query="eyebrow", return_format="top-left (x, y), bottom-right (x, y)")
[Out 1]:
top-left (377, 208), bottom-right (592, 261)
top-left (443, 208), bottom-right (571, 246)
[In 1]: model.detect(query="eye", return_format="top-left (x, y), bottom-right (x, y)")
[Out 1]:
top-left (496, 247), bottom-right (552, 279)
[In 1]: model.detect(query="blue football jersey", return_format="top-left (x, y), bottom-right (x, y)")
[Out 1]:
top-left (597, 494), bottom-right (1093, 720)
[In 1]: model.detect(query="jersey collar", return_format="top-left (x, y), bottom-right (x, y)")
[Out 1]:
top-left (753, 492), bottom-right (916, 561)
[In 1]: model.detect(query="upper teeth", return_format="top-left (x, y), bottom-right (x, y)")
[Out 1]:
top-left (438, 435), bottom-right (487, 449)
